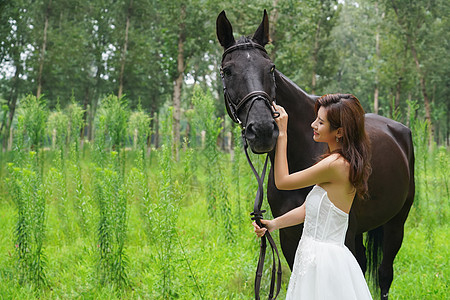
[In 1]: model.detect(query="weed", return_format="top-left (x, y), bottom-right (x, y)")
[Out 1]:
top-left (6, 152), bottom-right (47, 288)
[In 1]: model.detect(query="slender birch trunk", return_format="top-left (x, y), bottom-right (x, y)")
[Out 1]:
top-left (373, 2), bottom-right (381, 114)
top-left (172, 4), bottom-right (186, 160)
top-left (311, 20), bottom-right (321, 95)
top-left (391, 2), bottom-right (433, 142)
top-left (269, 0), bottom-right (280, 60)
top-left (36, 0), bottom-right (52, 99)
top-left (118, 0), bottom-right (133, 99)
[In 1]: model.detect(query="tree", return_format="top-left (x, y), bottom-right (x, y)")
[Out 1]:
top-left (385, 0), bottom-right (441, 141)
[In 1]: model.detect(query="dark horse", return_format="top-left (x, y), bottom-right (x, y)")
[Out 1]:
top-left (216, 10), bottom-right (415, 300)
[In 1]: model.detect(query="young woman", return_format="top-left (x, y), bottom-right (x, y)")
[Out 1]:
top-left (253, 94), bottom-right (373, 299)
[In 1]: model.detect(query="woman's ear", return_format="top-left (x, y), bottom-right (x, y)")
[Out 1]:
top-left (336, 127), bottom-right (343, 139)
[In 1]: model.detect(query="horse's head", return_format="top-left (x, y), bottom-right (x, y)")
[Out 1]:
top-left (216, 10), bottom-right (279, 154)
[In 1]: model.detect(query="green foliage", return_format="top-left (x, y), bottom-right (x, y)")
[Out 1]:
top-left (93, 151), bottom-right (129, 289)
top-left (0, 127), bottom-right (448, 298)
top-left (153, 108), bottom-right (182, 298)
top-left (15, 95), bottom-right (48, 152)
top-left (6, 152), bottom-right (47, 288)
top-left (47, 110), bottom-right (69, 149)
top-left (65, 97), bottom-right (85, 154)
top-left (192, 87), bottom-right (234, 242)
top-left (1, 1), bottom-right (449, 298)
top-left (95, 95), bottom-right (129, 151)
top-left (127, 105), bottom-right (151, 151)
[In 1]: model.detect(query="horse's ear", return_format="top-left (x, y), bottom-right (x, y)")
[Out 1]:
top-left (253, 9), bottom-right (270, 46)
top-left (216, 10), bottom-right (236, 49)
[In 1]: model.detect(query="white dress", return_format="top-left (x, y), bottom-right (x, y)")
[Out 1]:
top-left (285, 185), bottom-right (373, 300)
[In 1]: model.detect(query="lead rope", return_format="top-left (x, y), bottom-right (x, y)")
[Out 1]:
top-left (243, 132), bottom-right (282, 300)
top-left (220, 42), bottom-right (281, 298)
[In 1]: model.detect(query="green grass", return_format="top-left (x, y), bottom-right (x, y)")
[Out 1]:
top-left (389, 213), bottom-right (449, 299)
top-left (0, 145), bottom-right (448, 299)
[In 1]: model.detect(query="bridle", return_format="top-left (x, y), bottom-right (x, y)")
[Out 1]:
top-left (220, 42), bottom-right (282, 300)
top-left (220, 42), bottom-right (279, 127)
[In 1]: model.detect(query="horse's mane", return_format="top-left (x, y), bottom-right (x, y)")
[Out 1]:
top-left (235, 36), bottom-right (318, 104)
top-left (237, 36), bottom-right (253, 44)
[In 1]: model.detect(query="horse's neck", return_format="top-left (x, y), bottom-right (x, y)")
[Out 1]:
top-left (273, 71), bottom-right (324, 170)
top-left (275, 71), bottom-right (316, 120)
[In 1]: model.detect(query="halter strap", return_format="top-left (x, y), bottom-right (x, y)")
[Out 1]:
top-left (220, 42), bottom-right (277, 126)
top-left (222, 42), bottom-right (268, 62)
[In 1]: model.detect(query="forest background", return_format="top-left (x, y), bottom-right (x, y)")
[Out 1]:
top-left (0, 0), bottom-right (449, 147)
top-left (0, 0), bottom-right (448, 299)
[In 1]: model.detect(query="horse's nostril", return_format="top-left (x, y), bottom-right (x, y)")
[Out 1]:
top-left (245, 123), bottom-right (256, 140)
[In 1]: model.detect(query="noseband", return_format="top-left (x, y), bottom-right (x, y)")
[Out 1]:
top-left (220, 42), bottom-right (279, 127)
top-left (220, 42), bottom-right (282, 300)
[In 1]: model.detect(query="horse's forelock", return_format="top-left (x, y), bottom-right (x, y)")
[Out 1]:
top-left (237, 36), bottom-right (253, 44)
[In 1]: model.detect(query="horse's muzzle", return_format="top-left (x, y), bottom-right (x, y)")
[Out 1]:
top-left (245, 119), bottom-right (279, 154)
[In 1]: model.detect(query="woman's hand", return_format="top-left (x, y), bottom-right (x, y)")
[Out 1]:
top-left (272, 104), bottom-right (288, 136)
top-left (252, 219), bottom-right (277, 238)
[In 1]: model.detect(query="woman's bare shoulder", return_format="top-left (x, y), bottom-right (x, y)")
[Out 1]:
top-left (321, 153), bottom-right (350, 177)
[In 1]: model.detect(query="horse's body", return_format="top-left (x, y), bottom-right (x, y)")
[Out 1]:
top-left (216, 10), bottom-right (414, 300)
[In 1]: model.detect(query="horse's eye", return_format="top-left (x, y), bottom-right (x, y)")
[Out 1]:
top-left (222, 67), bottom-right (232, 77)
top-left (270, 65), bottom-right (275, 73)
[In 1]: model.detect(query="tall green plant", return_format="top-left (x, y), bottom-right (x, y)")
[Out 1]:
top-left (94, 95), bottom-right (129, 168)
top-left (127, 104), bottom-right (151, 175)
top-left (153, 108), bottom-right (181, 298)
top-left (65, 96), bottom-right (85, 158)
top-left (127, 145), bottom-right (153, 239)
top-left (436, 146), bottom-right (449, 224)
top-left (14, 95), bottom-right (48, 176)
top-left (232, 125), bottom-right (244, 227)
top-left (45, 149), bottom-right (70, 239)
top-left (192, 87), bottom-right (233, 242)
top-left (93, 151), bottom-right (129, 289)
top-left (411, 115), bottom-right (430, 212)
top-left (127, 104), bottom-right (151, 151)
top-left (6, 152), bottom-right (47, 288)
top-left (15, 95), bottom-right (48, 153)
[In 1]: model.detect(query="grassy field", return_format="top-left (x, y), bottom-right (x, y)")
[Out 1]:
top-left (0, 93), bottom-right (448, 299)
top-left (0, 143), bottom-right (448, 299)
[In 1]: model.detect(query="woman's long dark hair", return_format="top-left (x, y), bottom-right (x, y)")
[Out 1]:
top-left (315, 94), bottom-right (372, 199)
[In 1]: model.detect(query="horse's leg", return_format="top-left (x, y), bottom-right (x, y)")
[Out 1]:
top-left (279, 225), bottom-right (302, 270)
top-left (345, 212), bottom-right (367, 273)
top-left (378, 198), bottom-right (413, 300)
top-left (355, 233), bottom-right (367, 274)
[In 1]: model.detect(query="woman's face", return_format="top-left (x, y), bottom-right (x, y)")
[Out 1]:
top-left (311, 106), bottom-right (338, 143)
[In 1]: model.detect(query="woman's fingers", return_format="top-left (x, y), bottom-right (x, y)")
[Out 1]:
top-left (273, 104), bottom-right (286, 113)
top-left (252, 221), bottom-right (267, 237)
top-left (273, 104), bottom-right (288, 120)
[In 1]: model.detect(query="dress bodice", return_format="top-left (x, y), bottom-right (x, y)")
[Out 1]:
top-left (303, 185), bottom-right (349, 246)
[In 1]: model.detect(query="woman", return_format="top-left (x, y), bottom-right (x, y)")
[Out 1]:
top-left (253, 94), bottom-right (373, 299)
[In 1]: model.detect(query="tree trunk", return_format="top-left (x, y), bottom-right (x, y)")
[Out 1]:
top-left (311, 20), bottom-right (321, 95)
top-left (81, 86), bottom-right (89, 147)
top-left (391, 2), bottom-right (433, 142)
top-left (395, 77), bottom-right (401, 109)
top-left (172, 4), bottom-right (186, 160)
top-left (373, 1), bottom-right (381, 114)
top-left (118, 0), bottom-right (133, 99)
top-left (36, 0), bottom-right (52, 99)
top-left (2, 63), bottom-right (20, 151)
top-left (269, 0), bottom-right (280, 60)
top-left (409, 37), bottom-right (433, 142)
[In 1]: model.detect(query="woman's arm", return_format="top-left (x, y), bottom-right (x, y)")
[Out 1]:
top-left (275, 135), bottom-right (338, 190)
top-left (272, 104), bottom-right (339, 190)
top-left (253, 203), bottom-right (306, 237)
